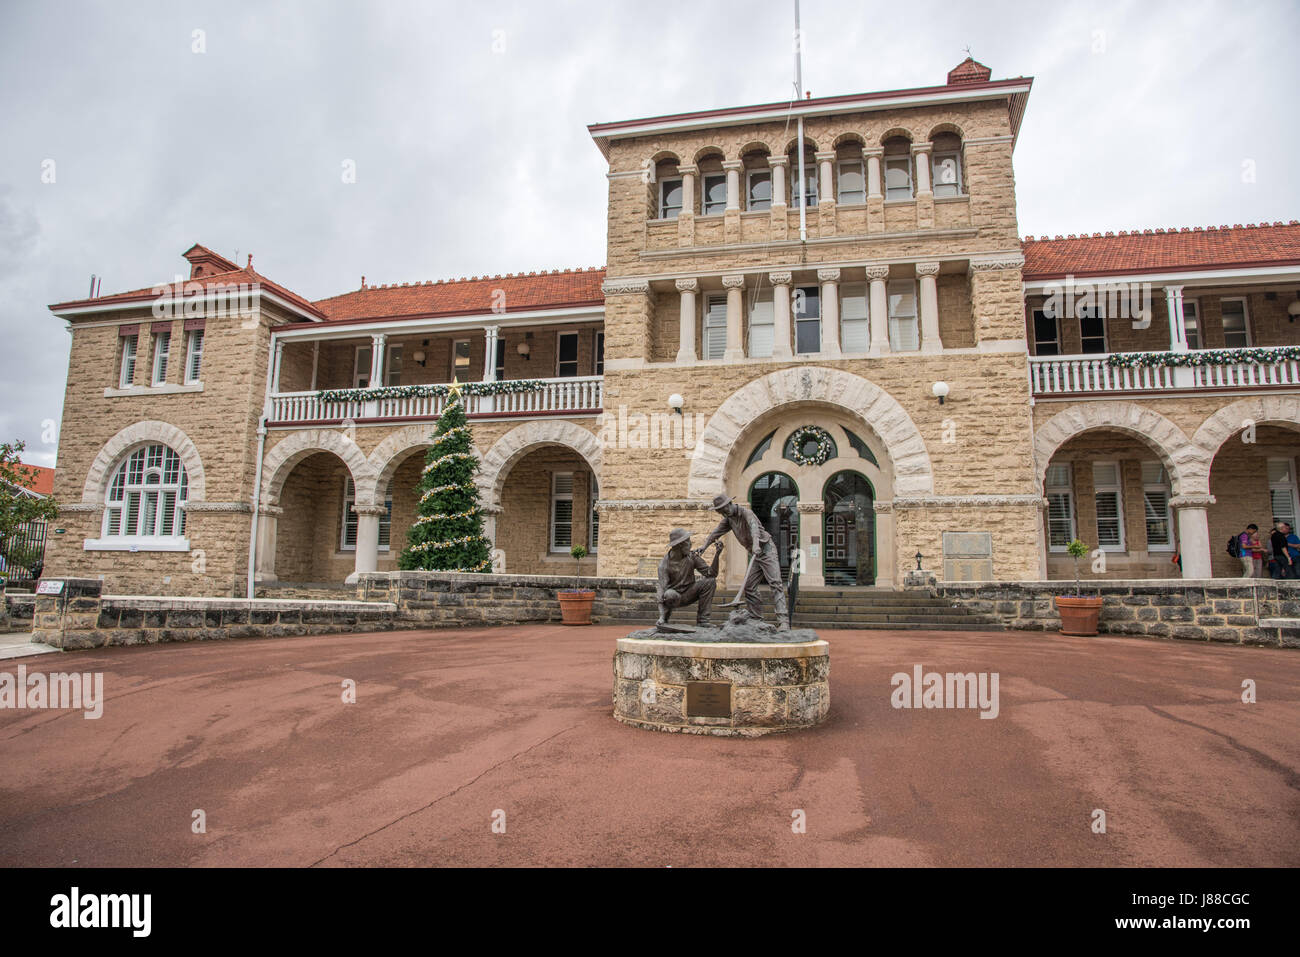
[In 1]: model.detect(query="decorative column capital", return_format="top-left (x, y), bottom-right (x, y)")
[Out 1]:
top-left (721, 159), bottom-right (744, 172)
top-left (816, 267), bottom-right (842, 283)
top-left (1171, 493), bottom-right (1216, 509)
top-left (767, 155), bottom-right (789, 168)
top-left (676, 164), bottom-right (698, 178)
top-left (370, 332), bottom-right (387, 345)
top-left (722, 274), bottom-right (747, 289)
top-left (862, 147), bottom-right (884, 160)
top-left (915, 262), bottom-right (941, 278)
top-left (814, 150), bottom-right (836, 164)
top-left (601, 278), bottom-right (651, 296)
top-left (865, 264), bottom-right (891, 282)
top-left (910, 142), bottom-right (933, 156)
top-left (675, 278), bottom-right (699, 293)
top-left (1164, 285), bottom-right (1185, 298)
top-left (767, 271), bottom-right (793, 286)
top-left (351, 504), bottom-right (390, 517)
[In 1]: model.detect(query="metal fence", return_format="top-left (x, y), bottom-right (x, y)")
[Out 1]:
top-left (0, 519), bottom-right (48, 583)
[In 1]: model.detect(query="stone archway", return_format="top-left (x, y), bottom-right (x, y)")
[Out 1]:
top-left (366, 423), bottom-right (487, 498)
top-left (686, 366), bottom-right (934, 499)
top-left (260, 428), bottom-right (374, 504)
top-left (83, 420), bottom-right (207, 503)
top-left (1192, 396), bottom-right (1300, 462)
top-left (1033, 401), bottom-right (1206, 496)
top-left (479, 420), bottom-right (602, 507)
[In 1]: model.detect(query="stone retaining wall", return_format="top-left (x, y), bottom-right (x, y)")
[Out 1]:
top-left (354, 571), bottom-right (659, 626)
top-left (937, 579), bottom-right (1300, 648)
top-left (3, 593), bottom-right (35, 632)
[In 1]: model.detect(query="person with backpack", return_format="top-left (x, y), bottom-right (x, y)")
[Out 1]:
top-left (1233, 524), bottom-right (1261, 577)
top-left (1269, 520), bottom-right (1294, 579)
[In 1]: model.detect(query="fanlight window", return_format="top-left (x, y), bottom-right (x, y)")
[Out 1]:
top-left (104, 444), bottom-right (189, 539)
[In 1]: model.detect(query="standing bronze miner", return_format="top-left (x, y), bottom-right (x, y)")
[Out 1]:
top-left (697, 492), bottom-right (790, 631)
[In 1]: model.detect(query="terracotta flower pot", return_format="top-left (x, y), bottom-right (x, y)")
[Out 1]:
top-left (1055, 595), bottom-right (1104, 636)
top-left (558, 590), bottom-right (596, 625)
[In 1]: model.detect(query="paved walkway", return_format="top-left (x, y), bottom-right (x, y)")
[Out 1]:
top-left (0, 625), bottom-right (1296, 866)
top-left (0, 633), bottom-right (58, 660)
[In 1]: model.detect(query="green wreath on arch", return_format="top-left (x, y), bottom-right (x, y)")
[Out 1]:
top-left (788, 425), bottom-right (835, 467)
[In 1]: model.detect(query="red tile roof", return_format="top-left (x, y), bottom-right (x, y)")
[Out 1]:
top-left (14, 464), bottom-right (54, 497)
top-left (1022, 221), bottom-right (1300, 279)
top-left (50, 259), bottom-right (325, 320)
top-left (314, 267), bottom-right (607, 322)
top-left (947, 57), bottom-right (993, 85)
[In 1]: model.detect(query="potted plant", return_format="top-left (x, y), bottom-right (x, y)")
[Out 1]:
top-left (1054, 539), bottom-right (1104, 636)
top-left (557, 544), bottom-right (595, 625)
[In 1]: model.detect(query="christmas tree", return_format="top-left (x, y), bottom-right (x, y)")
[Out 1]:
top-left (398, 384), bottom-right (493, 572)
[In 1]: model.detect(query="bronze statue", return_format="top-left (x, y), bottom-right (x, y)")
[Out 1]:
top-left (697, 492), bottom-right (790, 631)
top-left (655, 528), bottom-right (721, 631)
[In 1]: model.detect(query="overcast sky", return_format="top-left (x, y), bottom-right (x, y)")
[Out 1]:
top-left (2, 0), bottom-right (1297, 469)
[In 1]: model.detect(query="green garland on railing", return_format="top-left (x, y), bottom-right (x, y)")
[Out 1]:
top-left (315, 380), bottom-right (545, 403)
top-left (1105, 347), bottom-right (1300, 369)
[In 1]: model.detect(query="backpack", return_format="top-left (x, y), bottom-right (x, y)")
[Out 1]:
top-left (1227, 535), bottom-right (1241, 558)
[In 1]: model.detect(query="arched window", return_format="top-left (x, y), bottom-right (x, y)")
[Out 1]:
top-left (931, 132), bottom-right (964, 197)
top-left (748, 472), bottom-right (799, 577)
top-left (883, 137), bottom-right (913, 201)
top-left (103, 444), bottom-right (189, 540)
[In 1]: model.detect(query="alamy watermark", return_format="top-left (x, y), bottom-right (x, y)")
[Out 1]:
top-left (890, 664), bottom-right (999, 719)
top-left (1041, 275), bottom-right (1154, 329)
top-left (0, 664), bottom-right (103, 719)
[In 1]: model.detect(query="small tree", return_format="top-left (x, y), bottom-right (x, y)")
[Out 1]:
top-left (397, 396), bottom-right (492, 572)
top-left (1066, 539), bottom-right (1089, 595)
top-left (0, 441), bottom-right (58, 575)
top-left (568, 543), bottom-right (589, 592)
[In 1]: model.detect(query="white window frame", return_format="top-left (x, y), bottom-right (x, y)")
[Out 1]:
top-left (550, 471), bottom-right (575, 552)
top-left (840, 283), bottom-right (869, 353)
top-left (340, 478), bottom-right (392, 552)
top-left (556, 331), bottom-right (579, 377)
top-left (884, 153), bottom-right (913, 201)
top-left (1032, 307), bottom-right (1061, 355)
top-left (932, 151), bottom-right (963, 198)
top-left (703, 294), bottom-right (728, 360)
top-left (746, 169), bottom-right (772, 211)
top-left (793, 285), bottom-right (821, 355)
top-left (659, 178), bottom-right (683, 220)
top-left (594, 331), bottom-right (604, 376)
top-left (119, 334), bottom-right (138, 388)
top-left (353, 344), bottom-right (372, 388)
top-left (1077, 301), bottom-right (1108, 354)
top-left (1268, 458), bottom-right (1298, 528)
top-left (383, 343), bottom-right (402, 387)
top-left (1045, 463), bottom-right (1075, 553)
top-left (701, 172), bottom-right (727, 216)
top-left (1181, 298), bottom-right (1201, 350)
top-left (95, 443), bottom-right (189, 549)
top-left (1141, 462), bottom-right (1174, 552)
top-left (793, 161), bottom-right (818, 208)
top-left (151, 331), bottom-right (170, 386)
top-left (184, 329), bottom-right (204, 383)
top-left (449, 338), bottom-right (472, 379)
top-left (836, 159), bottom-right (865, 205)
top-left (887, 279), bottom-right (919, 352)
top-left (1093, 461), bottom-right (1125, 552)
top-left (494, 337), bottom-right (507, 380)
top-left (1220, 297), bottom-right (1251, 348)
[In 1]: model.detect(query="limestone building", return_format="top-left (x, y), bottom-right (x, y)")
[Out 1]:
top-left (43, 59), bottom-right (1300, 595)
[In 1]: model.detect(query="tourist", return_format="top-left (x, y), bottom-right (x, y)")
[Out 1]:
top-left (1269, 521), bottom-right (1295, 579)
top-left (1287, 523), bottom-right (1300, 576)
top-left (1237, 524), bottom-right (1261, 577)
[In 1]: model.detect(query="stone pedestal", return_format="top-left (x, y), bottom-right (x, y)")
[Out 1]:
top-left (613, 635), bottom-right (830, 737)
top-left (31, 578), bottom-right (104, 649)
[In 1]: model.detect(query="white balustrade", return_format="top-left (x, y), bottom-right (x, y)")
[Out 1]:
top-left (267, 376), bottom-right (603, 425)
top-left (1030, 354), bottom-right (1300, 397)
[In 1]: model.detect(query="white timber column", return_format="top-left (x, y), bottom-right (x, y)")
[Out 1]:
top-left (723, 160), bottom-right (743, 211)
top-left (818, 268), bottom-right (841, 356)
top-left (867, 265), bottom-right (891, 355)
top-left (271, 339), bottom-right (285, 393)
top-left (1164, 285), bottom-right (1188, 351)
top-left (797, 502), bottom-right (825, 587)
top-left (351, 504), bottom-right (387, 578)
top-left (722, 274), bottom-right (746, 361)
top-left (678, 164), bottom-right (697, 215)
top-left (254, 504), bottom-right (281, 582)
top-left (369, 333), bottom-right (387, 388)
top-left (1173, 494), bottom-right (1216, 579)
top-left (815, 151), bottom-right (835, 204)
top-left (913, 143), bottom-right (933, 196)
top-left (769, 156), bottom-right (788, 208)
top-left (864, 148), bottom-right (883, 199)
top-left (916, 262), bottom-right (942, 354)
top-left (483, 326), bottom-right (500, 380)
top-left (309, 341), bottom-right (320, 391)
top-left (770, 271), bottom-right (794, 359)
top-left (676, 278), bottom-right (698, 364)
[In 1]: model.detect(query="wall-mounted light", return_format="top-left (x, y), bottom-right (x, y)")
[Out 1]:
top-left (517, 341), bottom-right (531, 359)
top-left (668, 393), bottom-right (684, 415)
top-left (1288, 292), bottom-right (1300, 323)
top-left (931, 381), bottom-right (950, 405)
top-left (412, 350), bottom-right (427, 367)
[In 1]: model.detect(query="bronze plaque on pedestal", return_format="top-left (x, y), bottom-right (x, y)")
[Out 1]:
top-left (686, 681), bottom-right (732, 718)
